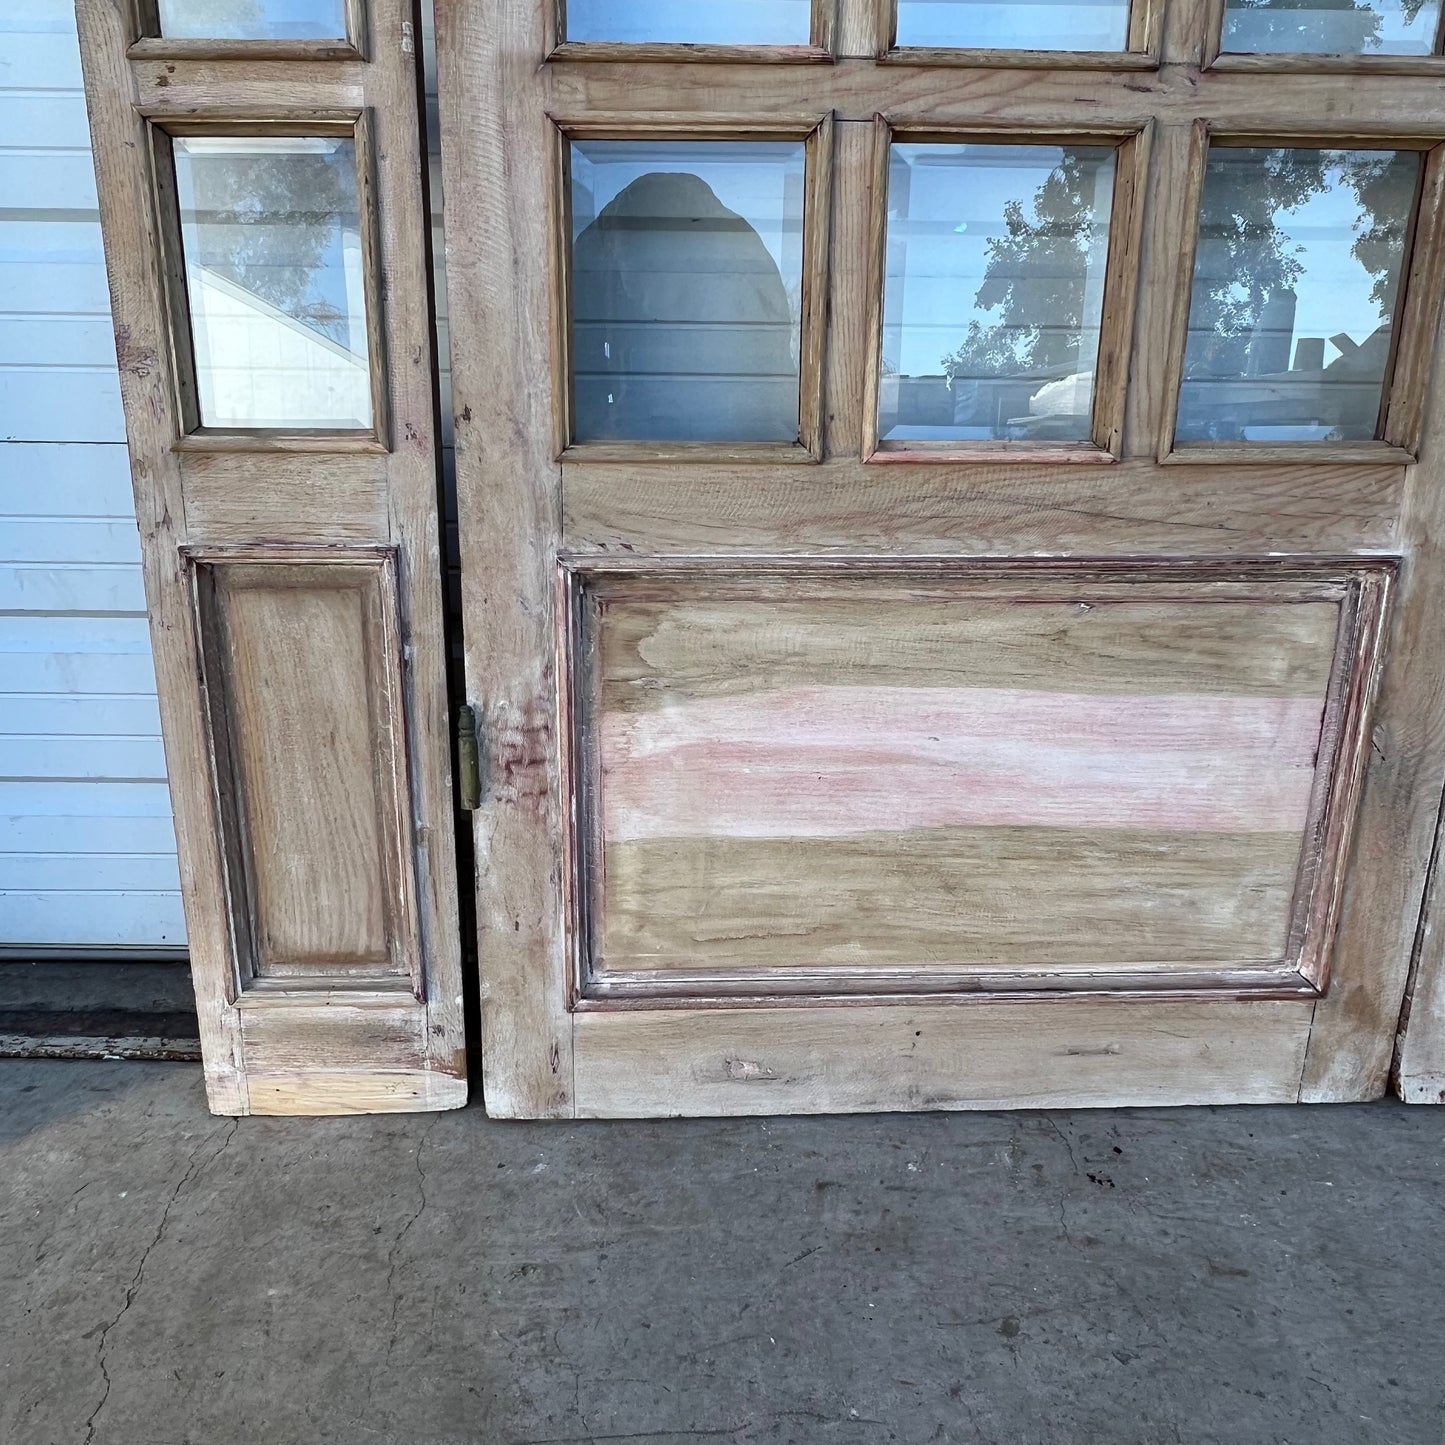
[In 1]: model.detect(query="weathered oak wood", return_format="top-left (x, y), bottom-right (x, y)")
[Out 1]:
top-left (76, 0), bottom-right (465, 1114)
top-left (435, 0), bottom-right (1445, 1116)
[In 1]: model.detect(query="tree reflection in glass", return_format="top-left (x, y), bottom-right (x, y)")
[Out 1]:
top-left (173, 136), bottom-right (372, 430)
top-left (157, 0), bottom-right (347, 40)
top-left (1221, 0), bottom-right (1441, 55)
top-left (1176, 147), bottom-right (1419, 446)
top-left (879, 143), bottom-right (1116, 445)
top-left (569, 140), bottom-right (805, 444)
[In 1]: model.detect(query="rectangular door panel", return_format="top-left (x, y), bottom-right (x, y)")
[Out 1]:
top-left (191, 549), bottom-right (418, 987)
top-left (568, 561), bottom-right (1387, 1000)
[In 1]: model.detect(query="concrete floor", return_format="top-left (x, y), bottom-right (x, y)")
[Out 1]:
top-left (1, 1061), bottom-right (1441, 1445)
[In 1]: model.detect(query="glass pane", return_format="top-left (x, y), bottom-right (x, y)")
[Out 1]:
top-left (1221, 0), bottom-right (1441, 55)
top-left (879, 143), bottom-right (1117, 445)
top-left (896, 0), bottom-right (1130, 51)
top-left (1177, 147), bottom-right (1419, 446)
top-left (565, 0), bottom-right (811, 44)
top-left (157, 0), bottom-right (347, 40)
top-left (173, 136), bottom-right (372, 431)
top-left (569, 140), bottom-right (806, 444)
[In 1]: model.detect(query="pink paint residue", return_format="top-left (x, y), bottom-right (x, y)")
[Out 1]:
top-left (599, 686), bottom-right (1327, 841)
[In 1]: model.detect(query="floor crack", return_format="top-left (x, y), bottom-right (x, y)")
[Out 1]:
top-left (384, 1115), bottom-right (438, 1363)
top-left (82, 1118), bottom-right (236, 1445)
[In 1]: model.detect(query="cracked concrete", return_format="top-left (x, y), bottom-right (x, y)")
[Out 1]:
top-left (1, 1060), bottom-right (1442, 1445)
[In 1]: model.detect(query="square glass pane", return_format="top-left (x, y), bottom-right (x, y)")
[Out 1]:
top-left (173, 136), bottom-right (373, 431)
top-left (896, 0), bottom-right (1131, 51)
top-left (565, 0), bottom-right (811, 44)
top-left (157, 0), bottom-right (347, 40)
top-left (1221, 0), bottom-right (1441, 55)
top-left (1177, 147), bottom-right (1419, 446)
top-left (569, 140), bottom-right (806, 445)
top-left (879, 143), bottom-right (1117, 445)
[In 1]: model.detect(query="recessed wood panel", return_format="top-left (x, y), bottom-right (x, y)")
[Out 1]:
top-left (566, 561), bottom-right (1389, 1001)
top-left (192, 548), bottom-right (419, 990)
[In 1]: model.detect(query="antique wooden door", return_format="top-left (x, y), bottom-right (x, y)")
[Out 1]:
top-left (440, 0), bottom-right (1445, 1119)
top-left (76, 0), bottom-right (466, 1114)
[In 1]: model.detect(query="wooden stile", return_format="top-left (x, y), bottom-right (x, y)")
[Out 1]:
top-left (75, 0), bottom-right (466, 1115)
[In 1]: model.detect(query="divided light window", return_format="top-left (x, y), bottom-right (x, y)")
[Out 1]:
top-left (561, 0), bottom-right (813, 45)
top-left (1218, 0), bottom-right (1445, 57)
top-left (1173, 144), bottom-right (1423, 450)
top-left (155, 126), bottom-right (384, 443)
top-left (894, 0), bottom-right (1130, 52)
top-left (558, 126), bottom-right (829, 457)
top-left (870, 132), bottom-right (1142, 460)
top-left (154, 0), bottom-right (348, 40)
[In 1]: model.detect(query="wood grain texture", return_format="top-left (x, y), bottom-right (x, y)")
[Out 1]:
top-left (435, 0), bottom-right (573, 1117)
top-left (194, 555), bottom-right (415, 981)
top-left (438, 0), bottom-right (1442, 1115)
top-left (1364, 297), bottom-right (1445, 1104)
top-left (598, 595), bottom-right (1342, 703)
top-left (575, 572), bottom-right (1376, 999)
top-left (600, 827), bottom-right (1307, 971)
top-left (1397, 810), bottom-right (1445, 1101)
top-left (571, 1000), bottom-right (1316, 1116)
top-left (600, 686), bottom-right (1326, 837)
top-left (563, 458), bottom-right (1405, 555)
top-left (76, 0), bottom-right (465, 1114)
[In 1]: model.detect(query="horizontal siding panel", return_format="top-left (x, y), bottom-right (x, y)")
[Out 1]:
top-left (0, 791), bottom-right (180, 855)
top-left (0, 892), bottom-right (186, 948)
top-left (0, 92), bottom-right (93, 149)
top-left (0, 155), bottom-right (99, 212)
top-left (2, 517), bottom-right (141, 566)
top-left (0, 780), bottom-right (178, 820)
top-left (0, 370), bottom-right (125, 443)
top-left (0, 260), bottom-right (113, 319)
top-left (0, 442), bottom-right (134, 517)
top-left (0, 3), bottom-right (182, 951)
top-left (0, 647), bottom-right (159, 696)
top-left (4, 694), bottom-right (162, 736)
top-left (0, 812), bottom-right (180, 857)
top-left (0, 34), bottom-right (84, 92)
top-left (0, 315), bottom-right (119, 370)
top-left (0, 853), bottom-right (181, 891)
top-left (0, 563), bottom-right (146, 612)
top-left (0, 735), bottom-right (168, 781)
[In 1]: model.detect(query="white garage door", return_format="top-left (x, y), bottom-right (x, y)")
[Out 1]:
top-left (0, 2), bottom-right (185, 954)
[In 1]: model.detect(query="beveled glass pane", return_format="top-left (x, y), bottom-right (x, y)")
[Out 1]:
top-left (157, 0), bottom-right (347, 40)
top-left (879, 143), bottom-right (1116, 445)
top-left (895, 0), bottom-right (1130, 51)
top-left (565, 0), bottom-right (811, 45)
top-left (1221, 0), bottom-right (1441, 55)
top-left (569, 140), bottom-right (806, 445)
top-left (1177, 147), bottom-right (1419, 446)
top-left (173, 136), bottom-right (372, 431)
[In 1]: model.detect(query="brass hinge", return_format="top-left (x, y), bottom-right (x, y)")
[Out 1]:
top-left (456, 702), bottom-right (481, 811)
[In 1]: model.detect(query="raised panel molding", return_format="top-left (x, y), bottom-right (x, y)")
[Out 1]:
top-left (561, 557), bottom-right (1393, 1008)
top-left (187, 547), bottom-right (421, 995)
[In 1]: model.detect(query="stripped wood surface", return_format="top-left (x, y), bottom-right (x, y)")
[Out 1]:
top-left (76, 0), bottom-right (466, 1115)
top-left (571, 1000), bottom-right (1317, 1116)
top-left (582, 581), bottom-right (1347, 990)
top-left (433, 0), bottom-right (1445, 1116)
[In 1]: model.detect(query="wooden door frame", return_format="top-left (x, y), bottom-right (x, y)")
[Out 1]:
top-left (76, 0), bottom-right (466, 1114)
top-left (435, 0), bottom-right (1445, 1118)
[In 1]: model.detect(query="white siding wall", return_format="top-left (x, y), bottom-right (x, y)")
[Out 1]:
top-left (0, 1), bottom-right (185, 952)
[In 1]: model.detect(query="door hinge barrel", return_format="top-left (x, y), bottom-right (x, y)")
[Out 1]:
top-left (456, 702), bottom-right (481, 811)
